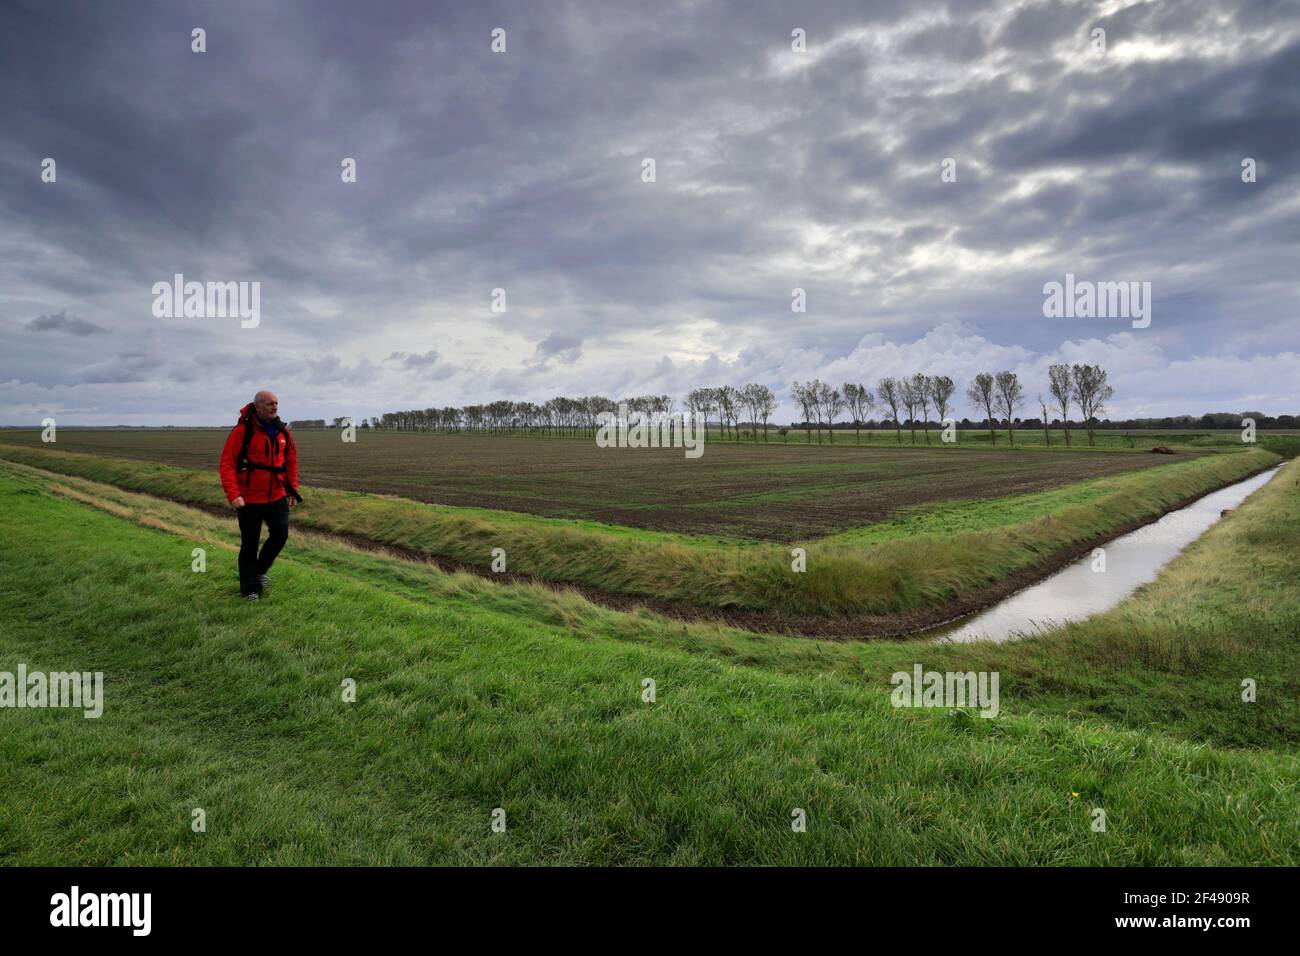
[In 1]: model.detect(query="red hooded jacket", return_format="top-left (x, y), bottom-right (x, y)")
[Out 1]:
top-left (218, 402), bottom-right (300, 505)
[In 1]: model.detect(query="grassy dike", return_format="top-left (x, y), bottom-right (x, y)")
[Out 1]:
top-left (0, 460), bottom-right (1296, 865)
top-left (0, 442), bottom-right (1279, 622)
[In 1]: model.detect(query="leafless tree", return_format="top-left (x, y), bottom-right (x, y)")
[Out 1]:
top-left (753, 384), bottom-right (776, 441)
top-left (843, 383), bottom-right (875, 444)
top-left (700, 388), bottom-right (717, 438)
top-left (1038, 393), bottom-right (1051, 446)
top-left (739, 383), bottom-right (776, 441)
top-left (994, 371), bottom-right (1025, 445)
top-left (1048, 363), bottom-right (1074, 447)
top-left (791, 381), bottom-right (816, 443)
top-left (685, 388), bottom-right (707, 433)
top-left (1071, 364), bottom-right (1114, 446)
top-left (910, 373), bottom-right (933, 444)
top-left (966, 372), bottom-right (998, 445)
top-left (928, 375), bottom-right (956, 437)
top-left (805, 379), bottom-right (832, 444)
top-left (877, 376), bottom-right (903, 445)
top-left (821, 383), bottom-right (846, 443)
top-left (900, 375), bottom-right (922, 444)
top-left (715, 386), bottom-right (738, 441)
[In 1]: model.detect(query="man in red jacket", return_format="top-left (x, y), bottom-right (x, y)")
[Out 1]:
top-left (218, 390), bottom-right (300, 601)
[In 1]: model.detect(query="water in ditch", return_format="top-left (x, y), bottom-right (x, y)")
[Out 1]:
top-left (924, 466), bottom-right (1282, 644)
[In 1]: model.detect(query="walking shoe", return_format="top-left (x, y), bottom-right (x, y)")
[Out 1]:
top-left (244, 592), bottom-right (260, 602)
top-left (258, 574), bottom-right (271, 591)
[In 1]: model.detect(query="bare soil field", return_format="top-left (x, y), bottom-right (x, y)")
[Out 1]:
top-left (0, 429), bottom-right (1177, 540)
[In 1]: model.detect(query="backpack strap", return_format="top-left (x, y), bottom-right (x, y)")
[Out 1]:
top-left (278, 424), bottom-right (303, 503)
top-left (235, 411), bottom-right (257, 474)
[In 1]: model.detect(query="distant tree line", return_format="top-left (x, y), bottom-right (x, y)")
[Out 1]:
top-left (369, 388), bottom-right (783, 440)
top-left (363, 363), bottom-right (1294, 445)
top-left (368, 396), bottom-right (665, 438)
top-left (686, 385), bottom-right (778, 440)
top-left (290, 418), bottom-right (366, 429)
top-left (786, 364), bottom-right (1115, 446)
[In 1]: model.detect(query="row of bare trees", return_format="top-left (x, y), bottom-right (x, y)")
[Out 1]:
top-left (1045, 364), bottom-right (1115, 446)
top-left (788, 366), bottom-right (1112, 446)
top-left (686, 385), bottom-right (778, 440)
top-left (964, 365), bottom-right (1114, 446)
top-left (790, 373), bottom-right (958, 445)
top-left (372, 396), bottom-right (636, 436)
top-left (371, 365), bottom-right (1114, 445)
top-left (374, 390), bottom-right (780, 439)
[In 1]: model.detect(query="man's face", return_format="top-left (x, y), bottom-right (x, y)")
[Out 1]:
top-left (255, 394), bottom-right (279, 419)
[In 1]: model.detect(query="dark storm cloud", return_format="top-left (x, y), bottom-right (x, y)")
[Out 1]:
top-left (388, 350), bottom-right (440, 369)
top-left (1, 0), bottom-right (1297, 423)
top-left (78, 350), bottom-right (165, 384)
top-left (531, 331), bottom-right (583, 367)
top-left (26, 309), bottom-right (104, 336)
top-left (386, 349), bottom-right (455, 379)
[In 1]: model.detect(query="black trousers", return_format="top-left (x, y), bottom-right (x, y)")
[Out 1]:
top-left (236, 497), bottom-right (290, 595)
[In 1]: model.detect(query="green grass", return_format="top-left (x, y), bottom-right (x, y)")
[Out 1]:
top-left (18, 455), bottom-right (1298, 751)
top-left (0, 442), bottom-right (1279, 621)
top-left (821, 482), bottom-right (1114, 547)
top-left (0, 460), bottom-right (1296, 865)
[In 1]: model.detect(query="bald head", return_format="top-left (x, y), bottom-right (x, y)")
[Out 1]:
top-left (253, 390), bottom-right (279, 421)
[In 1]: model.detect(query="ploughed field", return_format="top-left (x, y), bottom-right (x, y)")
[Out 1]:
top-left (1, 428), bottom-right (1174, 540)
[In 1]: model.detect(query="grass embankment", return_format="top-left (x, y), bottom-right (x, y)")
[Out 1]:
top-left (0, 443), bottom-right (1279, 623)
top-left (0, 461), bottom-right (1296, 864)
top-left (7, 455), bottom-right (1300, 751)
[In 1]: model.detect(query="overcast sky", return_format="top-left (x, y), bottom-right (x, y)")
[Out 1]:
top-left (2, 0), bottom-right (1298, 425)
